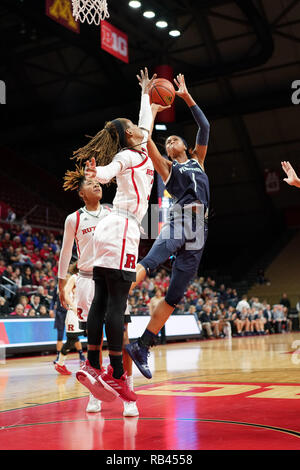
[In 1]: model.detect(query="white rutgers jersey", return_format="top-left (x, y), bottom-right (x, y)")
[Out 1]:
top-left (58, 205), bottom-right (110, 280)
top-left (93, 147), bottom-right (154, 272)
top-left (113, 146), bottom-right (154, 224)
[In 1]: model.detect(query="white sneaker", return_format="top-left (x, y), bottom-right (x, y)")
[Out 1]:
top-left (123, 401), bottom-right (139, 417)
top-left (86, 393), bottom-right (102, 413)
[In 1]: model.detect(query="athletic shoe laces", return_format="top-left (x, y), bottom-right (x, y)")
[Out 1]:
top-left (137, 343), bottom-right (150, 364)
top-left (83, 361), bottom-right (102, 380)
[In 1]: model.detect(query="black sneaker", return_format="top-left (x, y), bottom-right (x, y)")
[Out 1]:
top-left (125, 340), bottom-right (152, 379)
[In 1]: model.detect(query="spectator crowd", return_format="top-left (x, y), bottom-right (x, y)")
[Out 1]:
top-left (0, 221), bottom-right (61, 318)
top-left (129, 271), bottom-right (295, 338)
top-left (0, 221), bottom-right (297, 339)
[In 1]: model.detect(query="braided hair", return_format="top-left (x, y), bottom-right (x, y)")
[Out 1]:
top-left (63, 165), bottom-right (85, 192)
top-left (72, 118), bottom-right (130, 166)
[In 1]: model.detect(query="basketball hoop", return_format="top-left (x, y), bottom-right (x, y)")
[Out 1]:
top-left (72, 0), bottom-right (110, 25)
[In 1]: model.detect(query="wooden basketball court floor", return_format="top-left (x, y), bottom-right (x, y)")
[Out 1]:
top-left (1, 332), bottom-right (300, 451)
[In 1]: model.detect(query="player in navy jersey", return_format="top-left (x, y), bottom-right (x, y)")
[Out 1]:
top-left (126, 73), bottom-right (210, 379)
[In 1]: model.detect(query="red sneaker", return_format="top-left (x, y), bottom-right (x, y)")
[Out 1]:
top-left (54, 363), bottom-right (72, 376)
top-left (76, 360), bottom-right (117, 403)
top-left (99, 365), bottom-right (137, 402)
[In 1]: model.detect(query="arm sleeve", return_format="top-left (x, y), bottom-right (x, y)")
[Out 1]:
top-left (138, 93), bottom-right (152, 139)
top-left (95, 160), bottom-right (123, 184)
top-left (190, 105), bottom-right (210, 146)
top-left (57, 214), bottom-right (76, 280)
top-left (109, 150), bottom-right (134, 173)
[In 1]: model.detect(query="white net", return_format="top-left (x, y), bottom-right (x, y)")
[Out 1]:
top-left (72, 0), bottom-right (110, 25)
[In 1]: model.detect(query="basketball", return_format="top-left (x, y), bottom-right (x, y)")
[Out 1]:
top-left (149, 78), bottom-right (176, 106)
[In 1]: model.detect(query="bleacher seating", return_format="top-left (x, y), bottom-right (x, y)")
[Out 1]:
top-left (0, 174), bottom-right (66, 228)
top-left (247, 230), bottom-right (300, 306)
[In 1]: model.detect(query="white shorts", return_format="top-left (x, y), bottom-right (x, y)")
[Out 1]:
top-left (65, 308), bottom-right (83, 334)
top-left (76, 275), bottom-right (95, 322)
top-left (75, 273), bottom-right (131, 323)
top-left (93, 214), bottom-right (140, 272)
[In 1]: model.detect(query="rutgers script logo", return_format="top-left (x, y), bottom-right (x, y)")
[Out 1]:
top-left (124, 254), bottom-right (136, 269)
top-left (82, 226), bottom-right (96, 235)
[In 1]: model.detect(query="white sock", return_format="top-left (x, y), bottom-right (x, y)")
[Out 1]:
top-left (58, 352), bottom-right (66, 366)
top-left (126, 375), bottom-right (134, 391)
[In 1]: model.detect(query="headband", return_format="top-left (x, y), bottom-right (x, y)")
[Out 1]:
top-left (178, 136), bottom-right (188, 150)
top-left (111, 119), bottom-right (126, 149)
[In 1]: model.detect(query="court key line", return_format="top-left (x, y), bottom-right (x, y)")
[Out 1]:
top-left (0, 416), bottom-right (300, 439)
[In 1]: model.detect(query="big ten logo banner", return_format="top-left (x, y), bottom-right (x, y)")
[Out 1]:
top-left (46, 0), bottom-right (80, 34)
top-left (101, 20), bottom-right (129, 63)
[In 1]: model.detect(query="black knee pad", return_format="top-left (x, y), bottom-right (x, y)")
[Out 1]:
top-left (79, 321), bottom-right (87, 336)
top-left (61, 333), bottom-right (79, 355)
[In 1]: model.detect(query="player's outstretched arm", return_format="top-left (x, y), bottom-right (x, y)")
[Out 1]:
top-left (147, 138), bottom-right (172, 183)
top-left (281, 161), bottom-right (300, 188)
top-left (137, 68), bottom-right (171, 140)
top-left (174, 73), bottom-right (210, 168)
top-left (137, 67), bottom-right (157, 95)
top-left (148, 102), bottom-right (171, 139)
top-left (58, 215), bottom-right (77, 309)
top-left (137, 67), bottom-right (157, 138)
top-left (85, 156), bottom-right (122, 184)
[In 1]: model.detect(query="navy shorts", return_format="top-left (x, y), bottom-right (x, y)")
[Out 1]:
top-left (140, 215), bottom-right (208, 307)
top-left (54, 309), bottom-right (67, 341)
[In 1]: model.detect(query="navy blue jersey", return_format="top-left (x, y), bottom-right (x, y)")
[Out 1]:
top-left (165, 159), bottom-right (210, 212)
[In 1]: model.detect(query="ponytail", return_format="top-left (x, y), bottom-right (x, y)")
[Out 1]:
top-left (72, 118), bottom-right (129, 166)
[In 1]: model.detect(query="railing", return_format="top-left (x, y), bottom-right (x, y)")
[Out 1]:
top-left (0, 283), bottom-right (15, 296)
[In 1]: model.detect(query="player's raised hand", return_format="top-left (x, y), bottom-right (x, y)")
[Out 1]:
top-left (174, 73), bottom-right (189, 99)
top-left (85, 157), bottom-right (97, 179)
top-left (281, 161), bottom-right (300, 187)
top-left (137, 67), bottom-right (157, 94)
top-left (151, 102), bottom-right (171, 113)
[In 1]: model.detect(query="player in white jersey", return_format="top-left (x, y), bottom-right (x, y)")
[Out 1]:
top-left (58, 166), bottom-right (109, 323)
top-left (74, 68), bottom-right (168, 404)
top-left (58, 166), bottom-right (138, 416)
